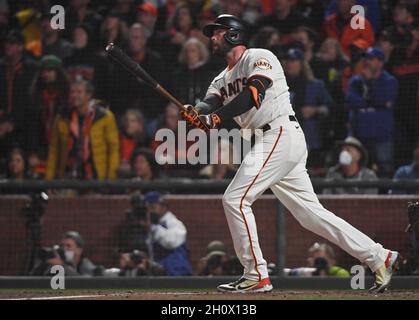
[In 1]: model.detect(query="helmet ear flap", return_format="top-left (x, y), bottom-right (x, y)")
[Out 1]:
top-left (224, 29), bottom-right (241, 46)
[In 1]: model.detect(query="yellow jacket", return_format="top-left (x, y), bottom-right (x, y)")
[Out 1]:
top-left (46, 103), bottom-right (120, 180)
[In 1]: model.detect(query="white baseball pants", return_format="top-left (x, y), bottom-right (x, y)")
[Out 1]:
top-left (222, 115), bottom-right (389, 281)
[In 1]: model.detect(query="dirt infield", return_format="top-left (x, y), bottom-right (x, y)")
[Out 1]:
top-left (1, 289), bottom-right (419, 300)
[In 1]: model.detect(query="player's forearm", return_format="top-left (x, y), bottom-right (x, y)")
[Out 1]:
top-left (195, 95), bottom-right (222, 114)
top-left (214, 76), bottom-right (272, 122)
top-left (214, 88), bottom-right (254, 121)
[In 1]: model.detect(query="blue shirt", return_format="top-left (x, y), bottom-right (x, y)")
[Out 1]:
top-left (346, 71), bottom-right (398, 142)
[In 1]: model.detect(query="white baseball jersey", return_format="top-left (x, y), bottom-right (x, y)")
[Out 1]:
top-left (213, 49), bottom-right (392, 284)
top-left (206, 48), bottom-right (294, 130)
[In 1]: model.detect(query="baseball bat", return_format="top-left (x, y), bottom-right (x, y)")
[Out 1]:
top-left (105, 43), bottom-right (186, 111)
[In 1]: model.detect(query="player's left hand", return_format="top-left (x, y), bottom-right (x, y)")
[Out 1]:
top-left (196, 114), bottom-right (221, 131)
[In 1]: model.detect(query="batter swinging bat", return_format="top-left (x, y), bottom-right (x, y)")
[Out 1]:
top-left (105, 43), bottom-right (187, 111)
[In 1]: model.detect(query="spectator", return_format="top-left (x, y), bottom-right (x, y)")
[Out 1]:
top-left (136, 2), bottom-right (159, 40)
top-left (197, 240), bottom-right (228, 276)
top-left (151, 103), bottom-right (197, 176)
top-left (108, 23), bottom-right (166, 119)
top-left (116, 193), bottom-right (150, 253)
top-left (391, 21), bottom-right (419, 167)
top-left (118, 250), bottom-right (166, 276)
top-left (307, 242), bottom-right (350, 277)
top-left (119, 110), bottom-right (150, 174)
top-left (258, 0), bottom-right (306, 45)
top-left (341, 37), bottom-right (370, 91)
top-left (46, 80), bottom-right (120, 180)
top-left (199, 138), bottom-right (239, 180)
top-left (296, 0), bottom-right (325, 32)
top-left (30, 55), bottom-right (70, 157)
top-left (312, 38), bottom-right (350, 140)
top-left (112, 0), bottom-right (137, 26)
top-left (130, 148), bottom-right (160, 181)
top-left (171, 37), bottom-right (215, 106)
top-left (99, 10), bottom-right (128, 49)
top-left (323, 136), bottom-right (378, 195)
top-left (30, 231), bottom-right (96, 276)
top-left (384, 2), bottom-right (416, 50)
top-left (251, 26), bottom-right (281, 51)
top-left (26, 13), bottom-right (74, 60)
top-left (63, 0), bottom-right (103, 45)
top-left (163, 3), bottom-right (200, 69)
top-left (167, 3), bottom-right (198, 47)
top-left (64, 23), bottom-right (109, 99)
top-left (3, 148), bottom-right (31, 180)
top-left (392, 143), bottom-right (419, 194)
top-left (291, 26), bottom-right (317, 63)
top-left (0, 30), bottom-right (38, 152)
top-left (325, 0), bottom-right (381, 33)
top-left (283, 48), bottom-right (334, 172)
top-left (144, 191), bottom-right (193, 276)
top-left (345, 47), bottom-right (398, 177)
top-left (377, 29), bottom-right (397, 71)
top-left (323, 0), bottom-right (375, 57)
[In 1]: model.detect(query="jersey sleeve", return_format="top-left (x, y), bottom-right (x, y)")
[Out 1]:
top-left (245, 50), bottom-right (279, 85)
top-left (205, 78), bottom-right (221, 99)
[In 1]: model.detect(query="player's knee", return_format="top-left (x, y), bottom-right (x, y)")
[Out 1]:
top-left (222, 191), bottom-right (240, 210)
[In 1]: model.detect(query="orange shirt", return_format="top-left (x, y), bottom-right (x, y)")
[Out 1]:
top-left (324, 13), bottom-right (375, 57)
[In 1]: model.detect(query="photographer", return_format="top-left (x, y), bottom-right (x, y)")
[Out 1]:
top-left (284, 242), bottom-right (349, 277)
top-left (116, 193), bottom-right (150, 254)
top-left (30, 231), bottom-right (96, 276)
top-left (118, 249), bottom-right (166, 277)
top-left (144, 192), bottom-right (193, 276)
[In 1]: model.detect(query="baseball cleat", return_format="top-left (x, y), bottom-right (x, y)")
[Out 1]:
top-left (369, 251), bottom-right (400, 294)
top-left (217, 277), bottom-right (273, 293)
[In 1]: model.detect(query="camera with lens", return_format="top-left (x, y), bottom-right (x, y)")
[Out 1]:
top-left (129, 250), bottom-right (146, 265)
top-left (312, 257), bottom-right (330, 276)
top-left (38, 245), bottom-right (65, 262)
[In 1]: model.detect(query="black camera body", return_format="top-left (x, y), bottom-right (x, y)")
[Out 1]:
top-left (38, 245), bottom-right (65, 261)
top-left (129, 249), bottom-right (146, 265)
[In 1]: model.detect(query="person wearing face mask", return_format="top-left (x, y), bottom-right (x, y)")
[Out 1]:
top-left (323, 136), bottom-right (378, 195)
top-left (143, 191), bottom-right (193, 276)
top-left (31, 231), bottom-right (96, 276)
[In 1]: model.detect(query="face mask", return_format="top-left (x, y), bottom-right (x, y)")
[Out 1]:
top-left (64, 250), bottom-right (75, 263)
top-left (339, 150), bottom-right (352, 166)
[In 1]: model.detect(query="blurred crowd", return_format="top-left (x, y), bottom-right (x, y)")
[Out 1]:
top-left (0, 0), bottom-right (419, 193)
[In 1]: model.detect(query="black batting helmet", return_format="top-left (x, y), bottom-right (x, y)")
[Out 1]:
top-left (203, 14), bottom-right (248, 46)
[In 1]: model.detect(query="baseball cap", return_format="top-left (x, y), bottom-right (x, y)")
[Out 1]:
top-left (144, 191), bottom-right (165, 204)
top-left (365, 47), bottom-right (385, 61)
top-left (63, 231), bottom-right (85, 248)
top-left (138, 2), bottom-right (158, 17)
top-left (285, 48), bottom-right (305, 61)
top-left (339, 136), bottom-right (369, 166)
top-left (351, 38), bottom-right (369, 50)
top-left (40, 55), bottom-right (63, 70)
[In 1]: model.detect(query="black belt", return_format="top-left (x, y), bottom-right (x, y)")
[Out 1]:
top-left (261, 115), bottom-right (298, 132)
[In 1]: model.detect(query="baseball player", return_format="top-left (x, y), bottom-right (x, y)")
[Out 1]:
top-left (181, 14), bottom-right (399, 294)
